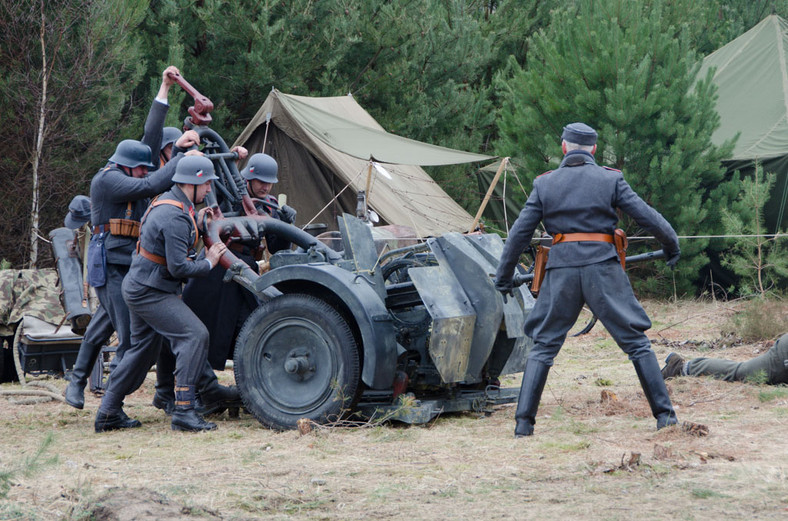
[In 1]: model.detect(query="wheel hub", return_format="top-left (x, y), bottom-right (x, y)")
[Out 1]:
top-left (283, 350), bottom-right (314, 380)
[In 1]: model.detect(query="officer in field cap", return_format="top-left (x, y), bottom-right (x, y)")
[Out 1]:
top-left (64, 195), bottom-right (92, 230)
top-left (495, 121), bottom-right (682, 438)
top-left (561, 122), bottom-right (598, 146)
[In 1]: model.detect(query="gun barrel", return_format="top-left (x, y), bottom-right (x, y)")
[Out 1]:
top-left (625, 249), bottom-right (665, 264)
top-left (512, 271), bottom-right (534, 287)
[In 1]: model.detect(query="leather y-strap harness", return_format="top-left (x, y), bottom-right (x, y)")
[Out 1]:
top-left (135, 197), bottom-right (198, 266)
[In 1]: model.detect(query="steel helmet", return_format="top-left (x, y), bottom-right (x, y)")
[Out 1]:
top-left (108, 139), bottom-right (155, 168)
top-left (241, 153), bottom-right (278, 183)
top-left (161, 127), bottom-right (183, 148)
top-left (172, 155), bottom-right (219, 184)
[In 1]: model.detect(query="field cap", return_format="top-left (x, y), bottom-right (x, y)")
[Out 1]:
top-left (561, 122), bottom-right (597, 145)
top-left (64, 195), bottom-right (91, 229)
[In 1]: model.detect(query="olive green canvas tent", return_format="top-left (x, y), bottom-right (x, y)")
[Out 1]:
top-left (232, 89), bottom-right (493, 237)
top-left (699, 14), bottom-right (788, 232)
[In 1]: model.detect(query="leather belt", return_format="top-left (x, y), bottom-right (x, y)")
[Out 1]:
top-left (552, 233), bottom-right (614, 244)
top-left (92, 225), bottom-right (109, 234)
top-left (137, 245), bottom-right (167, 266)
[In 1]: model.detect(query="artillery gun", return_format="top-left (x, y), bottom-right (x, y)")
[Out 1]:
top-left (203, 213), bottom-right (535, 430)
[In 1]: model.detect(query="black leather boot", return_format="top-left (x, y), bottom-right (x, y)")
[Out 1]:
top-left (152, 348), bottom-right (176, 415)
top-left (171, 385), bottom-right (217, 432)
top-left (64, 341), bottom-right (102, 409)
top-left (633, 352), bottom-right (679, 430)
top-left (94, 408), bottom-right (142, 433)
top-left (152, 392), bottom-right (175, 415)
top-left (514, 359), bottom-right (551, 438)
top-left (197, 361), bottom-right (241, 416)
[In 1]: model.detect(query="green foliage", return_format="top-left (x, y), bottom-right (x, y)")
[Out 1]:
top-left (698, 1), bottom-right (788, 54)
top-left (721, 164), bottom-right (788, 296)
top-left (691, 487), bottom-right (729, 499)
top-left (744, 370), bottom-right (769, 386)
top-left (0, 0), bottom-right (149, 267)
top-left (137, 0), bottom-right (511, 210)
top-left (726, 297), bottom-right (788, 342)
top-left (758, 386), bottom-right (788, 402)
top-left (0, 0), bottom-right (784, 285)
top-left (0, 432), bottom-right (58, 499)
top-left (494, 0), bottom-right (736, 296)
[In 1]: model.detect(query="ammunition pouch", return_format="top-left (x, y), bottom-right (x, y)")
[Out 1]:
top-left (108, 218), bottom-right (141, 238)
top-left (108, 201), bottom-right (140, 238)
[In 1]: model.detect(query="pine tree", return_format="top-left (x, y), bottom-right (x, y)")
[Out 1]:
top-left (137, 0), bottom-right (504, 209)
top-left (721, 164), bottom-right (788, 296)
top-left (494, 0), bottom-right (736, 295)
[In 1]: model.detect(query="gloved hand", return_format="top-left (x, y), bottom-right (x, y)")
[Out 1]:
top-left (665, 248), bottom-right (680, 270)
top-left (495, 277), bottom-right (514, 303)
top-left (279, 204), bottom-right (297, 224)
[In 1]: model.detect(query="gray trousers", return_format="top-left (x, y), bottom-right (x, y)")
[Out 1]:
top-left (95, 263), bottom-right (131, 365)
top-left (99, 276), bottom-right (209, 415)
top-left (525, 259), bottom-right (655, 364)
top-left (69, 304), bottom-right (114, 386)
top-left (688, 335), bottom-right (788, 384)
top-left (82, 304), bottom-right (114, 348)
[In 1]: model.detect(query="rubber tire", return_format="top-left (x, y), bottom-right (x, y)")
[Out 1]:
top-left (234, 294), bottom-right (360, 430)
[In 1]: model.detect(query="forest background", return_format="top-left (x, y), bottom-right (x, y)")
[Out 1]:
top-left (1, 0), bottom-right (786, 297)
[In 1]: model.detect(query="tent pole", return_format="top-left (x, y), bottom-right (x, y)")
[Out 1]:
top-left (363, 160), bottom-right (374, 219)
top-left (262, 112), bottom-right (272, 153)
top-left (469, 157), bottom-right (509, 233)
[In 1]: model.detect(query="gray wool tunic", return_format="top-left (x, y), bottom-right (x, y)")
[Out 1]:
top-left (495, 150), bottom-right (680, 362)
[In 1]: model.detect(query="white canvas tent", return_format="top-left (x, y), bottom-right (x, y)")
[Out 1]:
top-left (232, 90), bottom-right (494, 237)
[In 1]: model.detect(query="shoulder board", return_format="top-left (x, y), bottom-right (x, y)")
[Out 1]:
top-left (101, 166), bottom-right (112, 172)
top-left (536, 170), bottom-right (553, 178)
top-left (602, 166), bottom-right (622, 173)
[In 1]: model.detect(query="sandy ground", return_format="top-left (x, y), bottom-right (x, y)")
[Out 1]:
top-left (1, 298), bottom-right (787, 520)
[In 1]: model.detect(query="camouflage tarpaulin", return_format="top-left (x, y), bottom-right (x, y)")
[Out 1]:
top-left (0, 269), bottom-right (66, 337)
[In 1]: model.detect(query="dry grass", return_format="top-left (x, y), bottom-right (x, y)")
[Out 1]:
top-left (1, 298), bottom-right (788, 520)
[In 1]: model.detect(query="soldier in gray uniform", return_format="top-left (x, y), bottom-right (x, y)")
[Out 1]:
top-left (94, 155), bottom-right (227, 433)
top-left (181, 153), bottom-right (296, 375)
top-left (62, 195), bottom-right (115, 409)
top-left (662, 333), bottom-right (788, 384)
top-left (87, 65), bottom-right (196, 372)
top-left (156, 126), bottom-right (182, 168)
top-left (88, 133), bottom-right (198, 377)
top-left (495, 122), bottom-right (682, 438)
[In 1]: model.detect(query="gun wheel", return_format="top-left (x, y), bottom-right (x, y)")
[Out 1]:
top-left (234, 293), bottom-right (360, 430)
